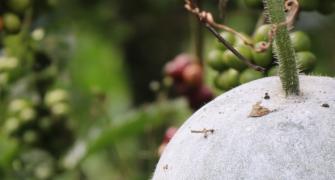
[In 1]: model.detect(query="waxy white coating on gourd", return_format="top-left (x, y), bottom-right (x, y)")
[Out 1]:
top-left (153, 76), bottom-right (335, 180)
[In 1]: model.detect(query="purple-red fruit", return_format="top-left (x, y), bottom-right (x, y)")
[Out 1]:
top-left (187, 85), bottom-right (214, 110)
top-left (158, 127), bottom-right (178, 156)
top-left (164, 54), bottom-right (193, 80)
top-left (163, 127), bottom-right (178, 143)
top-left (182, 63), bottom-right (203, 87)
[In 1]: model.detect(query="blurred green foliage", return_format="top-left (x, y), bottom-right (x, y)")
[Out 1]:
top-left (0, 0), bottom-right (334, 179)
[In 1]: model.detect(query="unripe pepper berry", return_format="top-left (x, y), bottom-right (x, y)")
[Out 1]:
top-left (223, 45), bottom-right (252, 71)
top-left (215, 32), bottom-right (236, 51)
top-left (296, 51), bottom-right (317, 73)
top-left (207, 49), bottom-right (228, 71)
top-left (253, 24), bottom-right (271, 43)
top-left (3, 13), bottom-right (21, 33)
top-left (252, 42), bottom-right (273, 67)
top-left (239, 68), bottom-right (264, 84)
top-left (234, 33), bottom-right (251, 46)
top-left (214, 68), bottom-right (240, 90)
top-left (290, 31), bottom-right (311, 52)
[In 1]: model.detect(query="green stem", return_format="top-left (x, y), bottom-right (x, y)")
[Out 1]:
top-left (263, 0), bottom-right (300, 95)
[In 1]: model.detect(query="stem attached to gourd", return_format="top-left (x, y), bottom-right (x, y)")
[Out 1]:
top-left (263, 0), bottom-right (300, 95)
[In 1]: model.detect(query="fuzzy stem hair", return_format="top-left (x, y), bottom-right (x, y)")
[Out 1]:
top-left (263, 0), bottom-right (300, 95)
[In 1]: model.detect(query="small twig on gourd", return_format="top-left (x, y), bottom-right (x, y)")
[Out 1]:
top-left (185, 0), bottom-right (266, 72)
top-left (191, 128), bottom-right (214, 138)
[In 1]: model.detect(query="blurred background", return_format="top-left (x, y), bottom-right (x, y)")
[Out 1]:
top-left (0, 0), bottom-right (334, 179)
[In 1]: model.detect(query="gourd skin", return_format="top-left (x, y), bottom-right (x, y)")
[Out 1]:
top-left (153, 76), bottom-right (335, 180)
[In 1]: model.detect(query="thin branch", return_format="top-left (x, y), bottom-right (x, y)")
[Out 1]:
top-left (185, 0), bottom-right (298, 69)
top-left (185, 0), bottom-right (266, 72)
top-left (186, 0), bottom-right (253, 46)
top-left (206, 24), bottom-right (265, 72)
top-left (211, 22), bottom-right (254, 46)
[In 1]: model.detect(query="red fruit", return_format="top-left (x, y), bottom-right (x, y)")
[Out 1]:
top-left (158, 127), bottom-right (178, 156)
top-left (174, 80), bottom-right (192, 94)
top-left (187, 85), bottom-right (214, 110)
top-left (182, 63), bottom-right (203, 87)
top-left (163, 127), bottom-right (178, 143)
top-left (164, 53), bottom-right (193, 80)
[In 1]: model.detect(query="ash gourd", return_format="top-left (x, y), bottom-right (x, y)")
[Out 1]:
top-left (152, 0), bottom-right (335, 179)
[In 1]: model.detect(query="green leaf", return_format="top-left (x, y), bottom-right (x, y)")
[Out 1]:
top-left (62, 99), bottom-right (190, 169)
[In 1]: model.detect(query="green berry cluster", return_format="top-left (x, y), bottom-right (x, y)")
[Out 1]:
top-left (12, 149), bottom-right (55, 179)
top-left (4, 99), bottom-right (36, 140)
top-left (0, 0), bottom-right (32, 34)
top-left (0, 0), bottom-right (73, 178)
top-left (0, 56), bottom-right (18, 86)
top-left (207, 24), bottom-right (317, 92)
top-left (45, 89), bottom-right (70, 117)
top-left (207, 30), bottom-right (266, 91)
top-left (290, 31), bottom-right (317, 73)
top-left (3, 89), bottom-right (71, 144)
